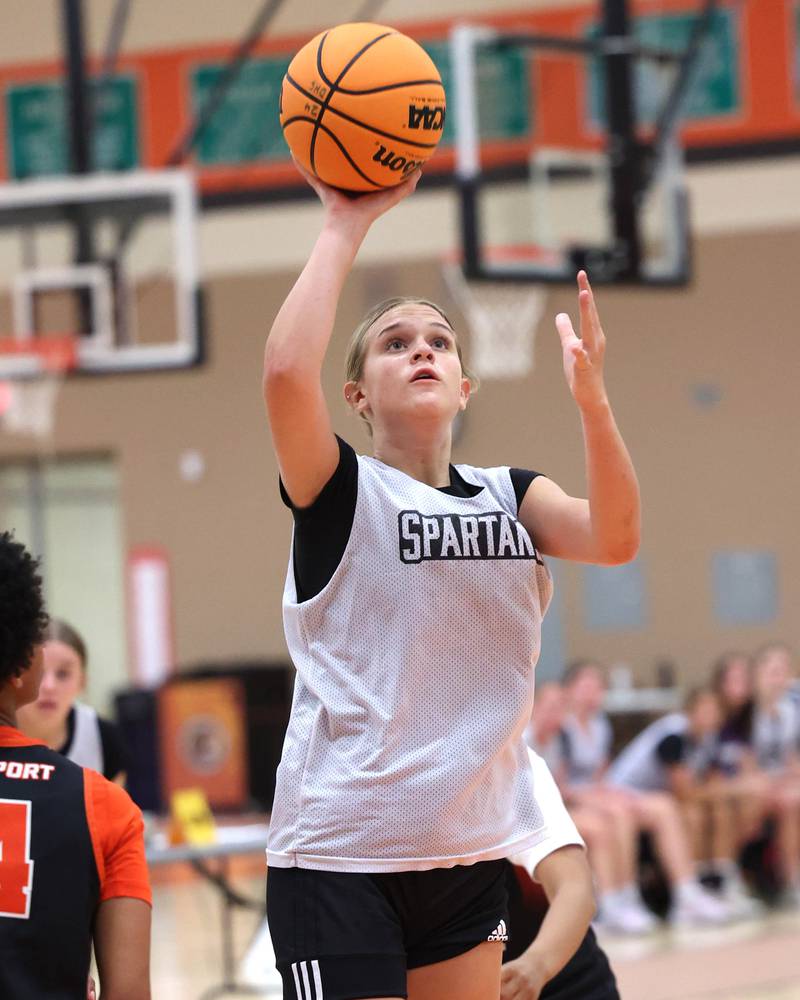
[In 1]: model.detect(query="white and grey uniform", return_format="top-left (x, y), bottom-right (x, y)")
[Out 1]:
top-left (268, 453), bottom-right (554, 872)
top-left (526, 726), bottom-right (568, 780)
top-left (56, 702), bottom-right (127, 781)
top-left (751, 698), bottom-right (800, 772)
top-left (608, 713), bottom-right (717, 792)
top-left (561, 712), bottom-right (614, 786)
top-left (63, 701), bottom-right (104, 773)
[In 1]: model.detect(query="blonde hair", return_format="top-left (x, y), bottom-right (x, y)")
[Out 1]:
top-left (344, 298), bottom-right (477, 434)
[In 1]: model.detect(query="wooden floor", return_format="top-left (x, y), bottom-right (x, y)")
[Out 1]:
top-left (602, 913), bottom-right (800, 1000)
top-left (149, 866), bottom-right (800, 1000)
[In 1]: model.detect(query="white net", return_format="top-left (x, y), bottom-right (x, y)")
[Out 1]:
top-left (0, 374), bottom-right (64, 440)
top-left (441, 261), bottom-right (548, 380)
top-left (0, 338), bottom-right (74, 442)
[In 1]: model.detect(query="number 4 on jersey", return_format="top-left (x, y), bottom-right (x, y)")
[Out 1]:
top-left (0, 799), bottom-right (34, 918)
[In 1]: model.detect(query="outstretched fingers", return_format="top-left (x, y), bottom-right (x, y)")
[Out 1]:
top-left (555, 311), bottom-right (592, 372)
top-left (577, 270), bottom-right (604, 357)
top-left (555, 311), bottom-right (577, 348)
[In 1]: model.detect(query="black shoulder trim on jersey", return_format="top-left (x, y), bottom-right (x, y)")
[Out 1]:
top-left (441, 464), bottom-right (483, 499)
top-left (510, 468), bottom-right (543, 512)
top-left (279, 436), bottom-right (357, 514)
top-left (655, 732), bottom-right (686, 766)
top-left (283, 436), bottom-right (360, 603)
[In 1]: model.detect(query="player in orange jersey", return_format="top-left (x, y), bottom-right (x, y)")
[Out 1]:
top-left (0, 530), bottom-right (152, 1000)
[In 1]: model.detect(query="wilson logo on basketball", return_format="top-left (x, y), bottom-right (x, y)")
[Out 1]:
top-left (372, 145), bottom-right (424, 175)
top-left (407, 104), bottom-right (445, 131)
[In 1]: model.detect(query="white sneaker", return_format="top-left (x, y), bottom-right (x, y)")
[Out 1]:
top-left (620, 884), bottom-right (660, 928)
top-left (669, 881), bottom-right (733, 928)
top-left (720, 881), bottom-right (766, 920)
top-left (596, 896), bottom-right (659, 935)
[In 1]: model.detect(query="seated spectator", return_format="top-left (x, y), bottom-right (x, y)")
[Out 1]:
top-left (749, 643), bottom-right (800, 906)
top-left (608, 686), bottom-right (719, 794)
top-left (17, 618), bottom-right (129, 783)
top-left (0, 531), bottom-right (152, 999)
top-left (562, 659), bottom-right (731, 927)
top-left (750, 644), bottom-right (799, 774)
top-left (609, 686), bottom-right (761, 917)
top-left (527, 682), bottom-right (656, 934)
top-left (711, 651), bottom-right (772, 842)
top-left (712, 650), bottom-right (755, 776)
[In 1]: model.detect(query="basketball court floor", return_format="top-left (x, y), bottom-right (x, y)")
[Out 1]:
top-left (148, 861), bottom-right (800, 1000)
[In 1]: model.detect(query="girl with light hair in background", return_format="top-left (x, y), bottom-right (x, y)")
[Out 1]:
top-left (17, 618), bottom-right (129, 784)
top-left (747, 643), bottom-right (800, 906)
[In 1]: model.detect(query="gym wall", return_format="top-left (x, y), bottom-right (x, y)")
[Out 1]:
top-left (0, 223), bottom-right (795, 686)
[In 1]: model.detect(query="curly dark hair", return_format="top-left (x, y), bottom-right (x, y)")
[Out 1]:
top-left (0, 531), bottom-right (49, 684)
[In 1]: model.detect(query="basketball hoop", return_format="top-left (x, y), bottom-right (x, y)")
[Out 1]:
top-left (0, 335), bottom-right (77, 440)
top-left (441, 247), bottom-right (553, 381)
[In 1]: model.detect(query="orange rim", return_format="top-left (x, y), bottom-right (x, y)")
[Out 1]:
top-left (0, 335), bottom-right (78, 373)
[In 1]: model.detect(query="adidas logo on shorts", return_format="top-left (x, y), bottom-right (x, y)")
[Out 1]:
top-left (487, 919), bottom-right (508, 942)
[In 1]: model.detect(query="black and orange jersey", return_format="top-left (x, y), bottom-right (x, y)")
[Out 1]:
top-left (0, 726), bottom-right (151, 999)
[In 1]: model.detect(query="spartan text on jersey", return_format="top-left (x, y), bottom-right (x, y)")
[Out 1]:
top-left (398, 510), bottom-right (544, 564)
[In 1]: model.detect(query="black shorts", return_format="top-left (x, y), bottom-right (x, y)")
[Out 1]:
top-left (266, 860), bottom-right (509, 1000)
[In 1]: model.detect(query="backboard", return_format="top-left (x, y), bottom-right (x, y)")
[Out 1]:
top-left (449, 1), bottom-right (720, 285)
top-left (0, 168), bottom-right (202, 378)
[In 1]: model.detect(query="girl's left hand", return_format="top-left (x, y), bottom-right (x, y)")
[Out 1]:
top-left (500, 954), bottom-right (547, 1000)
top-left (555, 271), bottom-right (608, 414)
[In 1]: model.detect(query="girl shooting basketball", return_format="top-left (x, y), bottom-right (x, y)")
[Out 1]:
top-left (263, 162), bottom-right (640, 1000)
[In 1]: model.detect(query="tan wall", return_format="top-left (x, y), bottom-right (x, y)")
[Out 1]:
top-left (0, 0), bottom-right (570, 64)
top-left (1, 224), bottom-right (796, 686)
top-left (452, 227), bottom-right (798, 685)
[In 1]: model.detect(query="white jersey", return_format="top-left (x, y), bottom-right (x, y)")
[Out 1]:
top-left (65, 701), bottom-right (104, 774)
top-left (561, 712), bottom-right (613, 786)
top-left (268, 454), bottom-right (553, 872)
top-left (510, 747), bottom-right (584, 881)
top-left (752, 698), bottom-right (799, 772)
top-left (609, 713), bottom-right (717, 792)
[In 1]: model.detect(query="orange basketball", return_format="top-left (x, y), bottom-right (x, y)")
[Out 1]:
top-left (280, 23), bottom-right (446, 192)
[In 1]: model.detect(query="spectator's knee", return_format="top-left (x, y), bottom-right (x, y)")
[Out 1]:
top-left (578, 813), bottom-right (611, 848)
top-left (641, 791), bottom-right (680, 825)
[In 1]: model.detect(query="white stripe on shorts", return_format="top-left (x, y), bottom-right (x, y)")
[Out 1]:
top-left (311, 959), bottom-right (323, 998)
top-left (291, 962), bottom-right (303, 998)
top-left (291, 958), bottom-right (323, 999)
top-left (300, 961), bottom-right (313, 999)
